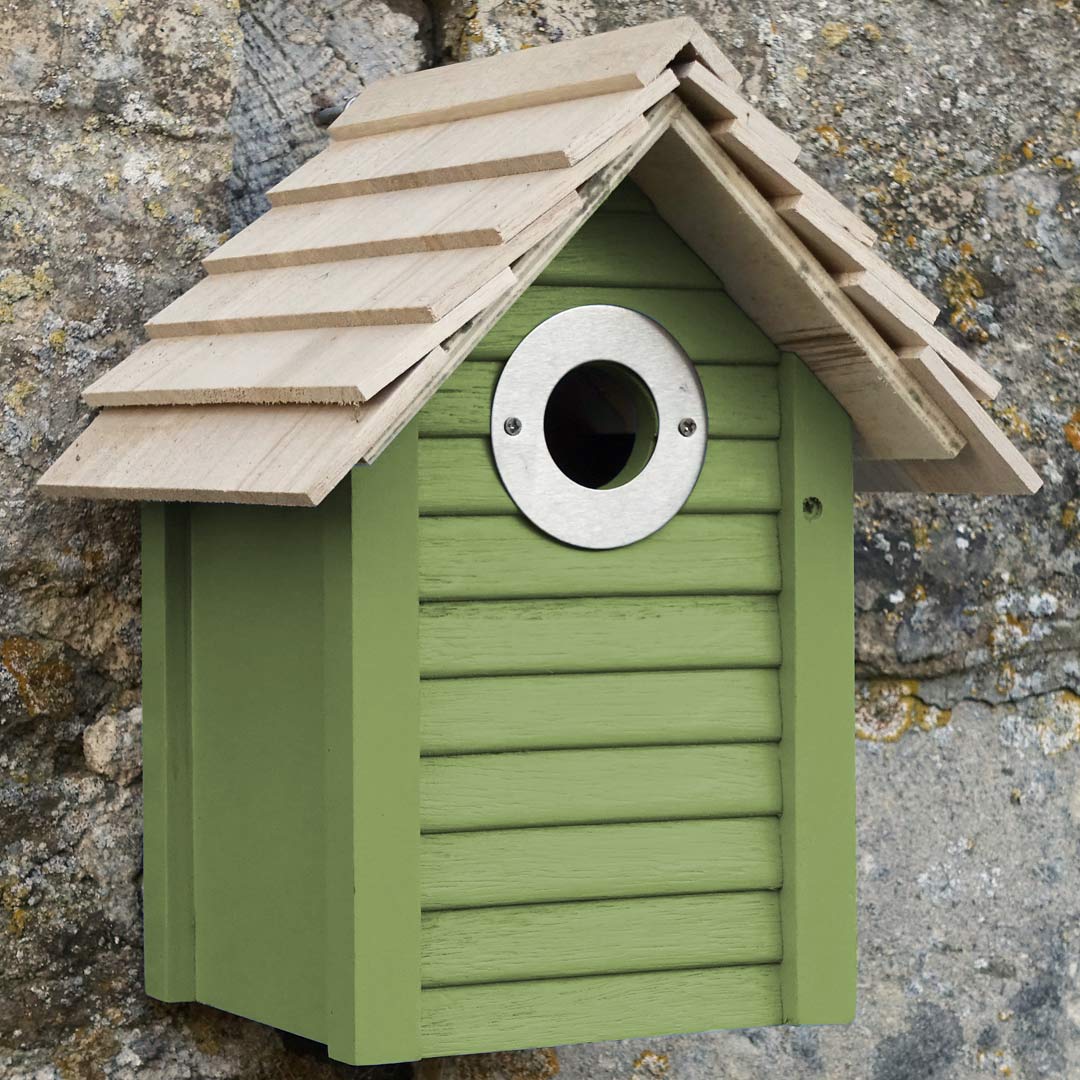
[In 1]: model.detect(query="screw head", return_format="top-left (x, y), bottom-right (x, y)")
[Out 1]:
top-left (503, 416), bottom-right (522, 436)
top-left (678, 417), bottom-right (698, 437)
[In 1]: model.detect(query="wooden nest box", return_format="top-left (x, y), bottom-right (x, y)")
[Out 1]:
top-left (40, 16), bottom-right (1040, 1066)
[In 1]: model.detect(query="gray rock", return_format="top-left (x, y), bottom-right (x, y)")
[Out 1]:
top-left (84, 706), bottom-right (142, 786)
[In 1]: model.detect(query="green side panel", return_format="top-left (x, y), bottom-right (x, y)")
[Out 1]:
top-left (326, 431), bottom-right (421, 1065)
top-left (419, 363), bottom-right (778, 438)
top-left (419, 514), bottom-right (780, 600)
top-left (141, 503), bottom-right (195, 1001)
top-left (419, 965), bottom-right (782, 1058)
top-left (418, 438), bottom-right (781, 515)
top-left (419, 595), bottom-right (780, 678)
top-left (599, 183), bottom-right (655, 212)
top-left (777, 353), bottom-right (856, 1024)
top-left (422, 892), bottom-right (782, 987)
top-left (470, 286), bottom-right (778, 364)
top-left (420, 818), bottom-right (782, 910)
top-left (419, 669), bottom-right (781, 755)
top-left (189, 498), bottom-right (328, 1039)
top-left (534, 213), bottom-right (719, 289)
top-left (420, 745), bottom-right (781, 831)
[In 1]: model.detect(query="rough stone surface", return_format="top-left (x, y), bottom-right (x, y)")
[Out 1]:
top-left (2, 0), bottom-right (1078, 1077)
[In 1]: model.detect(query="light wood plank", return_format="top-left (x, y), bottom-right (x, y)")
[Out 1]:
top-left (85, 272), bottom-right (515, 407)
top-left (674, 61), bottom-right (799, 162)
top-left (632, 109), bottom-right (965, 461)
top-left (420, 744), bottom-right (781, 831)
top-left (204, 119), bottom-right (647, 273)
top-left (420, 817), bottom-right (782, 909)
top-left (421, 892), bottom-right (781, 987)
top-left (419, 362), bottom-right (778, 438)
top-left (417, 437), bottom-right (781, 516)
top-left (836, 270), bottom-right (1002, 400)
top-left (146, 199), bottom-right (575, 338)
top-left (419, 964), bottom-right (782, 1057)
top-left (272, 77), bottom-right (674, 207)
top-left (330, 16), bottom-right (739, 139)
top-left (418, 514), bottom-right (780, 600)
top-left (420, 668), bottom-right (781, 755)
top-left (418, 594), bottom-right (781, 678)
top-left (470, 285), bottom-right (778, 364)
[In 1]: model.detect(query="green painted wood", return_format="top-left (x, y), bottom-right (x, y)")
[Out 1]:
top-left (419, 669), bottom-right (781, 755)
top-left (419, 594), bottom-right (781, 678)
top-left (420, 744), bottom-right (781, 832)
top-left (421, 891), bottom-right (781, 987)
top-left (189, 499), bottom-right (329, 1041)
top-left (325, 431), bottom-right (421, 1065)
top-left (420, 817), bottom-right (782, 910)
top-left (534, 213), bottom-right (718, 289)
top-left (777, 353), bottom-right (856, 1025)
top-left (140, 503), bottom-right (195, 1002)
top-left (418, 363), bottom-right (778, 439)
top-left (418, 438), bottom-right (781, 516)
top-left (418, 514), bottom-right (780, 600)
top-left (598, 180), bottom-right (655, 213)
top-left (419, 964), bottom-right (782, 1057)
top-left (470, 286), bottom-right (778, 364)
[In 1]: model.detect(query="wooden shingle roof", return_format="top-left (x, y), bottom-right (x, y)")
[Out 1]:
top-left (40, 16), bottom-right (1040, 505)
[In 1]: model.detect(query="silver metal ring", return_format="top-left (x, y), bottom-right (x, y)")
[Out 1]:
top-left (491, 305), bottom-right (708, 550)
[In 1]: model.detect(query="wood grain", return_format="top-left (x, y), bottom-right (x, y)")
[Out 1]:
top-left (421, 891), bottom-right (781, 987)
top-left (420, 668), bottom-right (781, 755)
top-left (417, 437), bottom-right (781, 515)
top-left (418, 594), bottom-right (781, 678)
top-left (418, 513), bottom-right (780, 600)
top-left (419, 964), bottom-right (782, 1057)
top-left (420, 817), bottom-right (782, 909)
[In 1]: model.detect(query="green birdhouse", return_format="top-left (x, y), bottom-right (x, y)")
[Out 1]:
top-left (41, 16), bottom-right (1038, 1067)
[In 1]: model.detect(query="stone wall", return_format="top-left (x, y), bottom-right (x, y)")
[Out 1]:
top-left (2, 1), bottom-right (1077, 1077)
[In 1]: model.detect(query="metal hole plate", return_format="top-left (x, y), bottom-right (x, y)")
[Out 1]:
top-left (491, 305), bottom-right (708, 550)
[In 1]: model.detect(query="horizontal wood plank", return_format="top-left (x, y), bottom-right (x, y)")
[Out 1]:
top-left (420, 744), bottom-right (780, 832)
top-left (418, 438), bottom-right (781, 516)
top-left (469, 286), bottom-right (779, 364)
top-left (418, 514), bottom-right (779, 600)
top-left (421, 891), bottom-right (781, 987)
top-left (420, 668), bottom-right (781, 755)
top-left (419, 595), bottom-right (781, 678)
top-left (533, 213), bottom-right (718, 289)
top-left (418, 363), bottom-right (779, 438)
top-left (419, 964), bottom-right (782, 1056)
top-left (420, 817), bottom-right (782, 909)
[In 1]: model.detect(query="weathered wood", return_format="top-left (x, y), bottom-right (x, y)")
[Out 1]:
top-left (418, 594), bottom-right (781, 678)
top-left (470, 285), bottom-right (778, 364)
top-left (140, 504), bottom-right (195, 1002)
top-left (272, 77), bottom-right (674, 206)
top-left (418, 513), bottom-right (779, 600)
top-left (777, 353), bottom-right (856, 1025)
top-left (420, 668), bottom-right (781, 755)
top-left (674, 61), bottom-right (799, 162)
top-left (417, 437), bottom-right (781, 515)
top-left (419, 964), bottom-right (782, 1057)
top-left (85, 273), bottom-right (514, 407)
top-left (421, 892), bottom-right (781, 987)
top-left (146, 199), bottom-right (574, 337)
top-left (632, 109), bottom-right (966, 461)
top-left (420, 744), bottom-right (781, 832)
top-left (329, 15), bottom-right (739, 139)
top-left (205, 120), bottom-right (647, 274)
top-left (420, 817), bottom-right (782, 909)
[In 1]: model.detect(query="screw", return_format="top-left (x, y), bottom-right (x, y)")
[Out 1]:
top-left (678, 417), bottom-right (697, 437)
top-left (504, 416), bottom-right (522, 436)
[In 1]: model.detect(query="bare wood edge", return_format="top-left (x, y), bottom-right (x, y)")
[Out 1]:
top-left (635, 106), bottom-right (965, 463)
top-left (359, 97), bottom-right (683, 466)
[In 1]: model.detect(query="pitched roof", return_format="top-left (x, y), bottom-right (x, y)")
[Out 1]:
top-left (39, 17), bottom-right (1040, 506)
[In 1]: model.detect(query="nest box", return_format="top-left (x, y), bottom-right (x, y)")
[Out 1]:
top-left (41, 16), bottom-right (1039, 1066)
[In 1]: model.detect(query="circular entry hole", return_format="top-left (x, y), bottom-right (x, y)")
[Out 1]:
top-left (543, 361), bottom-right (659, 489)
